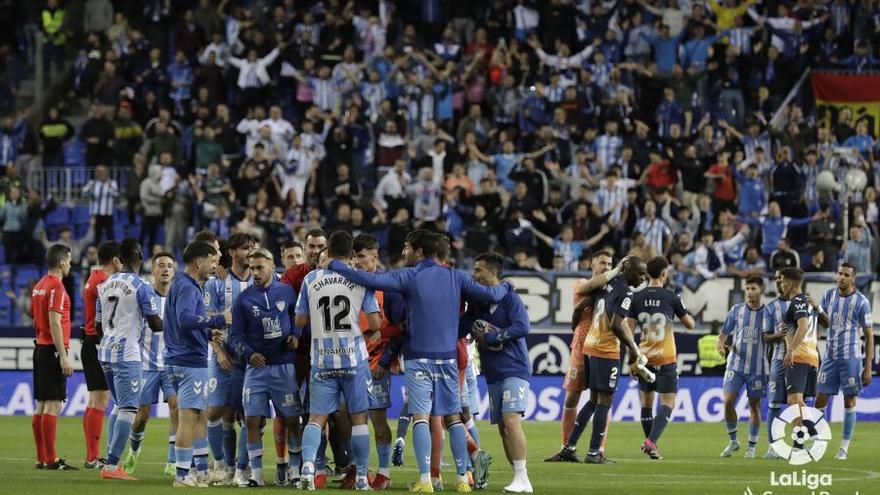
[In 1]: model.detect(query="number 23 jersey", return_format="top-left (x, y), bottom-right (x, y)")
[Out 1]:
top-left (628, 287), bottom-right (689, 366)
top-left (296, 268), bottom-right (380, 369)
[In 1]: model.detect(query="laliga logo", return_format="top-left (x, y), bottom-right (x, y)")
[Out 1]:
top-left (769, 405), bottom-right (832, 465)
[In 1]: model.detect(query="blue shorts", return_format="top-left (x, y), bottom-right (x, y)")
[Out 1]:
top-left (785, 362), bottom-right (817, 397)
top-left (243, 363), bottom-right (303, 418)
top-left (404, 359), bottom-right (460, 416)
top-left (310, 363), bottom-right (371, 415)
top-left (722, 369), bottom-right (766, 399)
top-left (768, 359), bottom-right (786, 406)
top-left (487, 377), bottom-right (529, 425)
top-left (818, 358), bottom-right (862, 397)
top-left (586, 356), bottom-right (621, 393)
top-left (369, 371), bottom-right (391, 410)
top-left (101, 360), bottom-right (143, 409)
top-left (208, 359), bottom-right (245, 409)
top-left (140, 369), bottom-right (176, 405)
top-left (639, 363), bottom-right (678, 394)
top-left (167, 365), bottom-right (209, 411)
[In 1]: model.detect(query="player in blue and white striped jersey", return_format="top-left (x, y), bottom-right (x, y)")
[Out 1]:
top-left (95, 239), bottom-right (162, 479)
top-left (761, 269), bottom-right (790, 459)
top-left (123, 252), bottom-right (177, 476)
top-left (295, 231), bottom-right (382, 491)
top-left (204, 233), bottom-right (256, 486)
top-left (718, 275), bottom-right (767, 459)
top-left (815, 262), bottom-right (874, 460)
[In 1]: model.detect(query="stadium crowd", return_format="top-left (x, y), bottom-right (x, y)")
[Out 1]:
top-left (0, 0), bottom-right (877, 284)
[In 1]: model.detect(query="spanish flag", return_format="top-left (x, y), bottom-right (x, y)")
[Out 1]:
top-left (811, 72), bottom-right (880, 134)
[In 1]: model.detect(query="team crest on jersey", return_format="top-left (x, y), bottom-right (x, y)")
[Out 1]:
top-left (276, 301), bottom-right (286, 312)
top-left (203, 292), bottom-right (210, 306)
top-left (252, 305), bottom-right (261, 316)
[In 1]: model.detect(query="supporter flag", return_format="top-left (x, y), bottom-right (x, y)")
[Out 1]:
top-left (812, 72), bottom-right (880, 134)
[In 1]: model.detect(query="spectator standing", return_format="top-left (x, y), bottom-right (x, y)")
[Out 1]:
top-left (38, 108), bottom-right (74, 168)
top-left (0, 186), bottom-right (28, 263)
top-left (82, 165), bottom-right (118, 242)
top-left (80, 104), bottom-right (114, 167)
top-left (844, 224), bottom-right (873, 274)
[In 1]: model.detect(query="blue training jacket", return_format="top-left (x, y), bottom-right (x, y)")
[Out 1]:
top-left (164, 273), bottom-right (226, 368)
top-left (460, 288), bottom-right (532, 384)
top-left (328, 259), bottom-right (510, 361)
top-left (228, 280), bottom-right (300, 366)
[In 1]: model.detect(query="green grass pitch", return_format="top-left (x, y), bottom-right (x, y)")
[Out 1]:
top-left (0, 417), bottom-right (877, 494)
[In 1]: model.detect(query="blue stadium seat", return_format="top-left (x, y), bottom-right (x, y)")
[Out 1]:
top-left (71, 205), bottom-right (91, 225)
top-left (0, 264), bottom-right (11, 291)
top-left (0, 298), bottom-right (13, 326)
top-left (44, 206), bottom-right (71, 229)
top-left (13, 265), bottom-right (40, 291)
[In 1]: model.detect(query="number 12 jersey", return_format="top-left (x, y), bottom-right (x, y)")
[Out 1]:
top-left (296, 268), bottom-right (379, 369)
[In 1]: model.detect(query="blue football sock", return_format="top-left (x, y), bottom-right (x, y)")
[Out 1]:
top-left (412, 419), bottom-right (431, 475)
top-left (448, 422), bottom-right (469, 476)
top-left (207, 420), bottom-right (224, 463)
top-left (315, 434), bottom-right (327, 472)
top-left (301, 422), bottom-right (322, 466)
top-left (236, 428), bottom-right (249, 470)
top-left (376, 442), bottom-right (391, 471)
top-left (566, 400), bottom-right (596, 449)
top-left (106, 407), bottom-right (118, 455)
top-left (168, 434), bottom-right (176, 464)
top-left (288, 431), bottom-right (302, 472)
top-left (222, 424), bottom-right (236, 466)
top-left (465, 418), bottom-right (480, 448)
top-left (175, 447), bottom-right (193, 479)
top-left (107, 410), bottom-right (134, 468)
top-left (640, 407), bottom-right (654, 438)
top-left (726, 420), bottom-right (738, 442)
top-left (193, 437), bottom-right (209, 474)
top-left (843, 407), bottom-right (856, 441)
top-left (396, 414), bottom-right (411, 440)
top-left (748, 422), bottom-right (760, 447)
top-left (351, 424), bottom-right (370, 477)
top-left (767, 406), bottom-right (780, 443)
top-left (648, 405), bottom-right (672, 444)
top-left (589, 404), bottom-right (610, 453)
top-left (247, 441), bottom-right (263, 470)
top-left (130, 429), bottom-right (145, 453)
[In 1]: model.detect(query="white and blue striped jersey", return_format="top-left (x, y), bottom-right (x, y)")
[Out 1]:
top-left (295, 268), bottom-right (380, 369)
top-left (141, 291), bottom-right (167, 371)
top-left (822, 288), bottom-right (873, 360)
top-left (204, 272), bottom-right (253, 361)
top-left (763, 298), bottom-right (791, 362)
top-left (83, 179), bottom-right (119, 216)
top-left (634, 217), bottom-right (671, 257)
top-left (97, 273), bottom-right (159, 363)
top-left (722, 303), bottom-right (767, 376)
